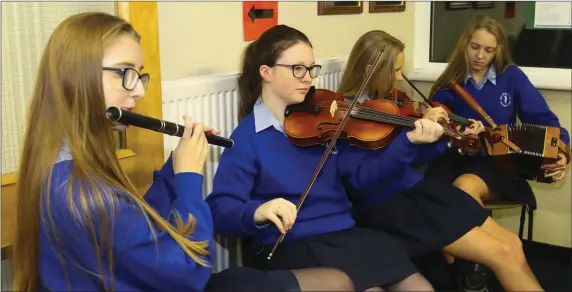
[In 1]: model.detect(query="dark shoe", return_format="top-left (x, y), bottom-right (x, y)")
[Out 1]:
top-left (454, 260), bottom-right (490, 292)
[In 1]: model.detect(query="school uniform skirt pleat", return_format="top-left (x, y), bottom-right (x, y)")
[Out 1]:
top-left (354, 177), bottom-right (490, 258)
top-left (424, 150), bottom-right (537, 208)
top-left (246, 227), bottom-right (419, 291)
top-left (205, 267), bottom-right (300, 292)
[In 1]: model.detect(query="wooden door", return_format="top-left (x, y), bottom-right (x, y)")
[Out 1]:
top-left (115, 2), bottom-right (165, 191)
top-left (1, 1), bottom-right (164, 251)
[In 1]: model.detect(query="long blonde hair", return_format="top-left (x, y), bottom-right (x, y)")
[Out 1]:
top-left (338, 30), bottom-right (405, 99)
top-left (429, 15), bottom-right (512, 98)
top-left (12, 12), bottom-right (209, 291)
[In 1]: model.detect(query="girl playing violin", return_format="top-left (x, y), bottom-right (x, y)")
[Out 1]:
top-left (11, 12), bottom-right (356, 292)
top-left (338, 30), bottom-right (544, 292)
top-left (206, 25), bottom-right (435, 292)
top-left (426, 15), bottom-right (570, 209)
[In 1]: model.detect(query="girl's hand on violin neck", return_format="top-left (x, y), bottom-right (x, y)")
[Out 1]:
top-left (172, 115), bottom-right (208, 175)
top-left (423, 107), bottom-right (450, 124)
top-left (407, 119), bottom-right (444, 144)
top-left (463, 119), bottom-right (485, 135)
top-left (253, 198), bottom-right (297, 234)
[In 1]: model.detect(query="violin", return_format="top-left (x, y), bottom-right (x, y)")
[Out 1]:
top-left (284, 87), bottom-right (479, 152)
top-left (384, 75), bottom-right (473, 128)
top-left (378, 75), bottom-right (484, 155)
top-left (268, 49), bottom-right (473, 259)
top-left (267, 49), bottom-right (387, 259)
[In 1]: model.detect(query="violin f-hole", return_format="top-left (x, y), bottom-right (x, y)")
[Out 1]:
top-left (317, 121), bottom-right (341, 130)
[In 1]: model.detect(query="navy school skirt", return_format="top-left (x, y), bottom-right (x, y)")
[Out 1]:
top-left (353, 177), bottom-right (490, 258)
top-left (424, 150), bottom-right (537, 209)
top-left (205, 267), bottom-right (300, 292)
top-left (246, 227), bottom-right (419, 291)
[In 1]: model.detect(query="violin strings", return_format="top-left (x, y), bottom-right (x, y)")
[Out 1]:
top-left (316, 102), bottom-right (462, 139)
top-left (268, 48), bottom-right (386, 260)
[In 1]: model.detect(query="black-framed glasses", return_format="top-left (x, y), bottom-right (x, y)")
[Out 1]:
top-left (102, 67), bottom-right (150, 91)
top-left (274, 64), bottom-right (322, 79)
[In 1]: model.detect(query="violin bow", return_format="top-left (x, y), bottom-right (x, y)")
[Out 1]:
top-left (449, 80), bottom-right (522, 153)
top-left (401, 74), bottom-right (471, 127)
top-left (267, 47), bottom-right (386, 260)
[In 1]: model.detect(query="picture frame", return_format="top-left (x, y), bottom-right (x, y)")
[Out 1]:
top-left (318, 1), bottom-right (363, 15)
top-left (445, 1), bottom-right (472, 10)
top-left (472, 1), bottom-right (495, 9)
top-left (369, 1), bottom-right (406, 13)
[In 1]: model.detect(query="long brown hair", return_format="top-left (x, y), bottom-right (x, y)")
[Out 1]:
top-left (12, 12), bottom-right (209, 291)
top-left (429, 15), bottom-right (512, 98)
top-left (237, 25), bottom-right (312, 121)
top-left (338, 30), bottom-right (405, 99)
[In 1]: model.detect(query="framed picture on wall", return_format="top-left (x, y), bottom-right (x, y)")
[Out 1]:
top-left (472, 1), bottom-right (495, 9)
top-left (445, 1), bottom-right (472, 10)
top-left (318, 1), bottom-right (363, 15)
top-left (369, 1), bottom-right (406, 13)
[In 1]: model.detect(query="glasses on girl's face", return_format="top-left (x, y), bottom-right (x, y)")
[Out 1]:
top-left (102, 67), bottom-right (150, 91)
top-left (274, 64), bottom-right (322, 79)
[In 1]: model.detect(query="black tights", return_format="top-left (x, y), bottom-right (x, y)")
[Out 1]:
top-left (262, 268), bottom-right (433, 291)
top-left (205, 266), bottom-right (354, 291)
top-left (383, 272), bottom-right (434, 291)
top-left (292, 268), bottom-right (355, 291)
top-left (206, 267), bottom-right (434, 291)
top-left (364, 272), bottom-right (434, 292)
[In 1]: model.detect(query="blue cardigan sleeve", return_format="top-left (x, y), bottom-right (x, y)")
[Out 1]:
top-left (142, 154), bottom-right (177, 218)
top-left (338, 132), bottom-right (419, 190)
top-left (511, 66), bottom-right (570, 145)
top-left (412, 140), bottom-right (448, 167)
top-left (409, 90), bottom-right (453, 167)
top-left (43, 165), bottom-right (214, 292)
top-left (205, 135), bottom-right (268, 238)
top-left (113, 173), bottom-right (214, 292)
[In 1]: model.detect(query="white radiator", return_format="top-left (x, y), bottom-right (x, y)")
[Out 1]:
top-left (160, 56), bottom-right (347, 272)
top-left (314, 56), bottom-right (346, 92)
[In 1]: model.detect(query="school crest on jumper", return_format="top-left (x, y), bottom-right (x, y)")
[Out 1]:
top-left (499, 92), bottom-right (512, 107)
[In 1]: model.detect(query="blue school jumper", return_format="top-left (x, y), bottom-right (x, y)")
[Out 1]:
top-left (339, 94), bottom-right (450, 210)
top-left (39, 145), bottom-right (213, 291)
top-left (205, 98), bottom-right (437, 246)
top-left (432, 65), bottom-right (570, 145)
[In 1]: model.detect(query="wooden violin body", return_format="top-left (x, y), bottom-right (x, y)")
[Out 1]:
top-left (284, 87), bottom-right (481, 153)
top-left (382, 88), bottom-right (484, 155)
top-left (284, 87), bottom-right (401, 149)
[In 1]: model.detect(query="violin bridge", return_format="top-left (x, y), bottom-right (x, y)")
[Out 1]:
top-left (330, 100), bottom-right (338, 118)
top-left (412, 101), bottom-right (419, 112)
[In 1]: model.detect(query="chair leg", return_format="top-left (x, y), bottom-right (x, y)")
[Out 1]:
top-left (527, 206), bottom-right (534, 241)
top-left (518, 205), bottom-right (526, 240)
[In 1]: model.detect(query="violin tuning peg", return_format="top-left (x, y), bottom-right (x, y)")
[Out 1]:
top-left (458, 148), bottom-right (465, 155)
top-left (446, 141), bottom-right (453, 148)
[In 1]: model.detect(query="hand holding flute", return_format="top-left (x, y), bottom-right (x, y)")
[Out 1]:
top-left (106, 106), bottom-right (234, 148)
top-left (172, 114), bottom-right (210, 175)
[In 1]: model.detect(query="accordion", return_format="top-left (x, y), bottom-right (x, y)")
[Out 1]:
top-left (448, 79), bottom-right (570, 184)
top-left (483, 123), bottom-right (566, 183)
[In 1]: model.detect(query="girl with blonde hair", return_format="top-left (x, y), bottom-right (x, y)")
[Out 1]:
top-left (338, 29), bottom-right (545, 292)
top-left (427, 15), bottom-right (569, 205)
top-left (11, 12), bottom-right (356, 292)
top-left (426, 15), bottom-right (569, 288)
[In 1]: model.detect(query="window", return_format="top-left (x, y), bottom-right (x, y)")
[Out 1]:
top-left (411, 1), bottom-right (571, 90)
top-left (1, 2), bottom-right (117, 174)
